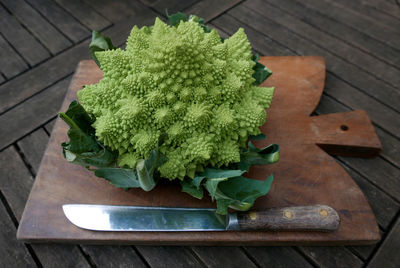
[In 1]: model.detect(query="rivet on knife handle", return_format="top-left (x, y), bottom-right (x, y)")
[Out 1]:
top-left (226, 205), bottom-right (340, 232)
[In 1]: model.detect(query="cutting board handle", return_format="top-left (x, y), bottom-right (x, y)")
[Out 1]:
top-left (227, 205), bottom-right (340, 232)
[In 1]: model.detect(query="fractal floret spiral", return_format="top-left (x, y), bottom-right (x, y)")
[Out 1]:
top-left (77, 17), bottom-right (274, 180)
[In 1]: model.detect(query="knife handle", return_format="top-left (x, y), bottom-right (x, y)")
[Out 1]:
top-left (226, 205), bottom-right (340, 232)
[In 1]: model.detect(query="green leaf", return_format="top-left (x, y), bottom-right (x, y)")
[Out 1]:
top-left (89, 30), bottom-right (116, 67)
top-left (63, 148), bottom-right (117, 168)
top-left (213, 174), bottom-right (274, 215)
top-left (204, 177), bottom-right (228, 200)
top-left (181, 179), bottom-right (204, 199)
top-left (248, 133), bottom-right (266, 141)
top-left (219, 175), bottom-right (274, 203)
top-left (238, 143), bottom-right (280, 171)
top-left (65, 128), bottom-right (98, 153)
top-left (136, 149), bottom-right (167, 191)
top-left (192, 176), bottom-right (205, 188)
top-left (59, 101), bottom-right (117, 168)
top-left (252, 54), bottom-right (272, 85)
top-left (166, 12), bottom-right (212, 33)
top-left (63, 100), bottom-right (95, 134)
top-left (94, 168), bottom-right (140, 188)
top-left (166, 10), bottom-right (187, 27)
top-left (216, 199), bottom-right (232, 215)
top-left (253, 53), bottom-right (260, 62)
top-left (199, 168), bottom-right (246, 179)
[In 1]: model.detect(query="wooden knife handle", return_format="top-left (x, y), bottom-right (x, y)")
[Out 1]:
top-left (226, 205), bottom-right (340, 232)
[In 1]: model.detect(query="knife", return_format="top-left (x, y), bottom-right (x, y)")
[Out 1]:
top-left (63, 204), bottom-right (340, 232)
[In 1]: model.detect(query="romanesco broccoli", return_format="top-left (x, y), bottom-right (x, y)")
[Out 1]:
top-left (77, 17), bottom-right (274, 180)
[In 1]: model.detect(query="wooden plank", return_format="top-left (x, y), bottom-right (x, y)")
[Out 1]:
top-left (44, 118), bottom-right (57, 134)
top-left (0, 6), bottom-right (158, 115)
top-left (344, 0), bottom-right (400, 21)
top-left (136, 246), bottom-right (204, 267)
top-left (210, 16), bottom-right (295, 56)
top-left (54, 0), bottom-right (111, 30)
top-left (265, 0), bottom-right (400, 70)
top-left (2, 0), bottom-right (71, 54)
top-left (185, 0), bottom-right (242, 22)
top-left (83, 0), bottom-right (152, 23)
top-left (314, 95), bottom-right (400, 228)
top-left (241, 1), bottom-right (400, 106)
top-left (0, 147), bottom-right (91, 267)
top-left (192, 247), bottom-right (256, 267)
top-left (17, 128), bottom-right (49, 174)
top-left (17, 58), bottom-right (381, 245)
top-left (367, 217), bottom-right (400, 268)
top-left (0, 41), bottom-right (88, 115)
top-left (330, 0), bottom-right (400, 32)
top-left (323, 79), bottom-right (400, 140)
top-left (0, 5), bottom-right (50, 66)
top-left (140, 0), bottom-right (199, 14)
top-left (315, 94), bottom-right (400, 167)
top-left (0, 147), bottom-right (34, 220)
top-left (0, 77), bottom-right (70, 151)
top-left (0, 198), bottom-right (36, 268)
top-left (317, 90), bottom-right (400, 169)
top-left (242, 247), bottom-right (313, 268)
top-left (30, 245), bottom-right (90, 268)
top-left (0, 34), bottom-right (28, 78)
top-left (213, 13), bottom-right (400, 139)
top-left (80, 246), bottom-right (147, 267)
top-left (299, 247), bottom-right (363, 268)
top-left (350, 244), bottom-right (377, 261)
top-left (301, 0), bottom-right (400, 50)
top-left (338, 156), bottom-right (400, 203)
top-left (375, 128), bottom-right (400, 167)
top-left (26, 0), bottom-right (90, 43)
top-left (343, 164), bottom-right (399, 230)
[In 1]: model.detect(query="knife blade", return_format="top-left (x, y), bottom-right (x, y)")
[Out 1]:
top-left (63, 204), bottom-right (340, 232)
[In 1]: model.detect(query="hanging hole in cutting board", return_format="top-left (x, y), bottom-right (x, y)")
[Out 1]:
top-left (340, 125), bottom-right (349, 131)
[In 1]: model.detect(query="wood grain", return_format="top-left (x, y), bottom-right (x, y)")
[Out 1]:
top-left (236, 2), bottom-right (400, 112)
top-left (0, 5), bottom-right (50, 66)
top-left (54, 0), bottom-right (111, 31)
top-left (2, 0), bottom-right (71, 54)
top-left (367, 217), bottom-right (400, 268)
top-left (235, 205), bottom-right (340, 231)
top-left (0, 34), bottom-right (28, 78)
top-left (17, 57), bottom-right (381, 245)
top-left (303, 0), bottom-right (400, 50)
top-left (26, 0), bottom-right (90, 43)
top-left (0, 201), bottom-right (36, 267)
top-left (257, 0), bottom-right (400, 89)
top-left (273, 0), bottom-right (400, 68)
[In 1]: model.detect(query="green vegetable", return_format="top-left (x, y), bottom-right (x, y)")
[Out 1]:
top-left (89, 31), bottom-right (116, 67)
top-left (59, 101), bottom-right (117, 168)
top-left (78, 17), bottom-right (275, 180)
top-left (60, 13), bottom-right (279, 214)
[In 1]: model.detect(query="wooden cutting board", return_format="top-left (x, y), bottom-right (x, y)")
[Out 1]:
top-left (17, 56), bottom-right (382, 245)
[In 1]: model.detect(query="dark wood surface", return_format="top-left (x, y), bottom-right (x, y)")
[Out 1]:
top-left (17, 57), bottom-right (380, 245)
top-left (236, 205), bottom-right (340, 231)
top-left (1, 0), bottom-right (399, 267)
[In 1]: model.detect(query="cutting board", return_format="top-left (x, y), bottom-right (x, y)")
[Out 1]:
top-left (17, 56), bottom-right (382, 245)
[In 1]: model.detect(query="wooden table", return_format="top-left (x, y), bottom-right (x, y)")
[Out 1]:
top-left (0, 0), bottom-right (399, 267)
